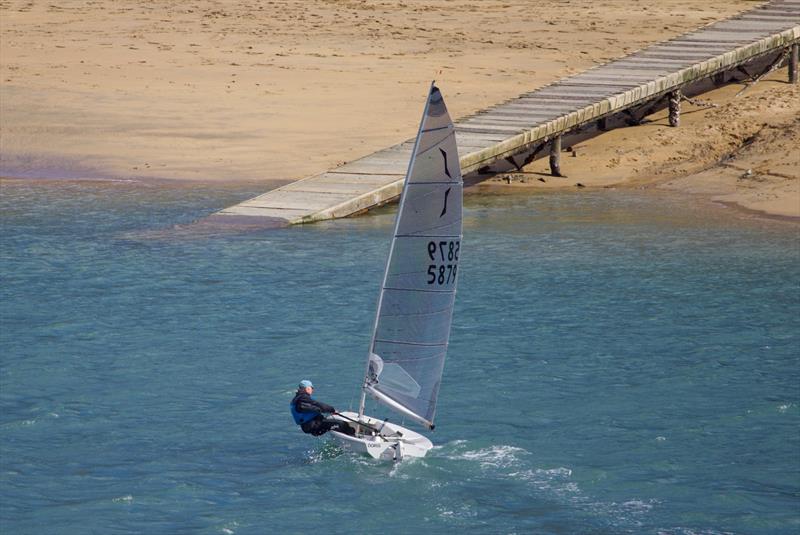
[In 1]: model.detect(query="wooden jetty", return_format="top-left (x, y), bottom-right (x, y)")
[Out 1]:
top-left (213, 0), bottom-right (799, 226)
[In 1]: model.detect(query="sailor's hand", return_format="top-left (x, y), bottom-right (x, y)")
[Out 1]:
top-left (328, 407), bottom-right (336, 414)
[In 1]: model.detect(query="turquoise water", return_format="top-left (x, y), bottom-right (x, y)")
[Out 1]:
top-left (1, 181), bottom-right (798, 534)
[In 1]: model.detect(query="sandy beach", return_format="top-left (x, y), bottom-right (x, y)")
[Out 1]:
top-left (1, 0), bottom-right (797, 218)
top-left (479, 72), bottom-right (799, 219)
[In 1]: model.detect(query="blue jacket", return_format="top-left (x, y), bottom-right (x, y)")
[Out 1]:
top-left (290, 391), bottom-right (334, 425)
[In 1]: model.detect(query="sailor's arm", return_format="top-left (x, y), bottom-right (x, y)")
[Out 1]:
top-left (296, 398), bottom-right (334, 414)
top-left (310, 399), bottom-right (335, 413)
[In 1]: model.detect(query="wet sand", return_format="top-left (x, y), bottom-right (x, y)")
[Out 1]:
top-left (1, 0), bottom-right (797, 219)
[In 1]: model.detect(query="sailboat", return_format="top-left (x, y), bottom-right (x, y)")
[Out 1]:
top-left (329, 83), bottom-right (462, 461)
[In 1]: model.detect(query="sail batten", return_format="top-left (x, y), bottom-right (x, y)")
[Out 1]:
top-left (361, 83), bottom-right (462, 430)
top-left (373, 339), bottom-right (448, 347)
top-left (382, 287), bottom-right (454, 293)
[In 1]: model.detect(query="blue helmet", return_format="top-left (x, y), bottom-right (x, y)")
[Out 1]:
top-left (299, 380), bottom-right (313, 389)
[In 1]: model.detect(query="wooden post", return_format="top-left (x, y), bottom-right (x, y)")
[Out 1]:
top-left (668, 90), bottom-right (681, 127)
top-left (790, 43), bottom-right (799, 84)
top-left (549, 135), bottom-right (562, 177)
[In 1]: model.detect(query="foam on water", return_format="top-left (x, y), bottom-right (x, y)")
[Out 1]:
top-left (444, 441), bottom-right (660, 531)
top-left (451, 445), bottom-right (530, 469)
top-left (219, 520), bottom-right (239, 534)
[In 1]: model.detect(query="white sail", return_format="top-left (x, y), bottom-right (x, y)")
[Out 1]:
top-left (361, 83), bottom-right (462, 429)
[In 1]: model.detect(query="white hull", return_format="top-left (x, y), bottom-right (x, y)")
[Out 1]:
top-left (328, 412), bottom-right (433, 461)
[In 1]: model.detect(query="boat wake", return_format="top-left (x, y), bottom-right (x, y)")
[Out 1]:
top-left (452, 444), bottom-right (530, 469)
top-left (436, 440), bottom-right (531, 467)
top-left (435, 440), bottom-right (657, 530)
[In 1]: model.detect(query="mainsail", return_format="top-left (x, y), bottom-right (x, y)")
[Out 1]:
top-left (360, 83), bottom-right (462, 429)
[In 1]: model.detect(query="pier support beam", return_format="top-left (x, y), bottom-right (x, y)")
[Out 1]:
top-left (668, 90), bottom-right (681, 127)
top-left (549, 135), bottom-right (562, 177)
top-left (790, 43), bottom-right (798, 84)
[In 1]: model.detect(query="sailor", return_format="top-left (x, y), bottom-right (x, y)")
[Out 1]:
top-left (290, 380), bottom-right (355, 436)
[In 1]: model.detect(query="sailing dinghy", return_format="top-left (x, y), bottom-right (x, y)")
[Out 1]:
top-left (329, 83), bottom-right (462, 461)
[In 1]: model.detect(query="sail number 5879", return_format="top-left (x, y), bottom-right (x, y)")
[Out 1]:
top-left (427, 240), bottom-right (459, 285)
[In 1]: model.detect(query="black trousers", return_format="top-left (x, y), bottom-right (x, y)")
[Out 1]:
top-left (301, 416), bottom-right (356, 436)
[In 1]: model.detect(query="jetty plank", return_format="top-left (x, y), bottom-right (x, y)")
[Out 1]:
top-left (214, 0), bottom-right (800, 226)
top-left (314, 172), bottom-right (404, 185)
